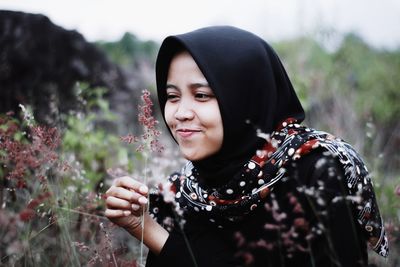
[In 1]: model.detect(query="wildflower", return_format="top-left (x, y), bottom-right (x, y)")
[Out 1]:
top-left (0, 112), bottom-right (60, 185)
top-left (72, 242), bottom-right (90, 252)
top-left (293, 218), bottom-right (309, 231)
top-left (18, 192), bottom-right (53, 222)
top-left (120, 89), bottom-right (164, 153)
top-left (19, 209), bottom-right (36, 222)
top-left (18, 104), bottom-right (35, 127)
top-left (119, 89), bottom-right (165, 266)
top-left (120, 133), bottom-right (138, 144)
top-left (395, 185), bottom-right (400, 197)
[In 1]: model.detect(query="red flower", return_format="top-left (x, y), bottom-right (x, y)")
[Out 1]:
top-left (19, 209), bottom-right (36, 222)
top-left (293, 218), bottom-right (309, 231)
top-left (0, 113), bottom-right (60, 185)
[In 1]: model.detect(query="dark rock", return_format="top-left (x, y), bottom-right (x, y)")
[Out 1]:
top-left (0, 10), bottom-right (128, 126)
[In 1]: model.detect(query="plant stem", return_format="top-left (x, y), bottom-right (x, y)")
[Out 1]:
top-left (139, 152), bottom-right (148, 267)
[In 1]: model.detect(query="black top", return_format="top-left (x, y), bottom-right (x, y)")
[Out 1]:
top-left (146, 149), bottom-right (368, 267)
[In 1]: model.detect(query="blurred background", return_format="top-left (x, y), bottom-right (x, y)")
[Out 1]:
top-left (0, 0), bottom-right (399, 266)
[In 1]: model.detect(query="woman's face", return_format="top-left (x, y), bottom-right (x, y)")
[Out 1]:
top-left (164, 51), bottom-right (223, 161)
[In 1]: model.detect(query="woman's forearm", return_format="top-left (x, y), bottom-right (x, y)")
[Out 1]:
top-left (126, 213), bottom-right (169, 255)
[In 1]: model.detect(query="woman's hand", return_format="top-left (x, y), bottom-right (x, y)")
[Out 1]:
top-left (104, 175), bottom-right (170, 254)
top-left (105, 176), bottom-right (149, 231)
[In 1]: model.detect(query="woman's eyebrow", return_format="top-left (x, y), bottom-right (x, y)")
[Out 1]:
top-left (166, 84), bottom-right (179, 90)
top-left (190, 82), bottom-right (210, 89)
top-left (166, 83), bottom-right (210, 90)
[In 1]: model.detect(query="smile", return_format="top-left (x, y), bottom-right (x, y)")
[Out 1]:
top-left (176, 128), bottom-right (201, 138)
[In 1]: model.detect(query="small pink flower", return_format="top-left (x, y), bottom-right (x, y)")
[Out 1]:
top-left (293, 203), bottom-right (304, 214)
top-left (0, 113), bottom-right (60, 185)
top-left (120, 133), bottom-right (138, 144)
top-left (293, 218), bottom-right (309, 231)
top-left (120, 89), bottom-right (164, 153)
top-left (395, 185), bottom-right (400, 197)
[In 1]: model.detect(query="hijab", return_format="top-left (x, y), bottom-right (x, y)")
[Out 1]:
top-left (156, 26), bottom-right (304, 185)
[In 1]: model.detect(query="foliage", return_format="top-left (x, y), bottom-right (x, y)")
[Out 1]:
top-left (61, 84), bottom-right (135, 191)
top-left (0, 85), bottom-right (143, 266)
top-left (96, 33), bottom-right (159, 66)
top-left (276, 33), bottom-right (400, 124)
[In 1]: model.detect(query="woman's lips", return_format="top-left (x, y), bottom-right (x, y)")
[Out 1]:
top-left (176, 128), bottom-right (201, 138)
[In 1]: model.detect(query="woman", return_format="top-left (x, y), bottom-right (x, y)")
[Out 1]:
top-left (105, 26), bottom-right (388, 266)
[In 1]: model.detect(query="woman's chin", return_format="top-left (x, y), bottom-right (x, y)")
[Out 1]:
top-left (181, 152), bottom-right (201, 161)
top-left (180, 149), bottom-right (206, 162)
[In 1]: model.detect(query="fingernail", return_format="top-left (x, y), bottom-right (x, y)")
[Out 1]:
top-left (138, 196), bottom-right (148, 205)
top-left (123, 210), bottom-right (131, 216)
top-left (139, 185), bottom-right (148, 194)
top-left (131, 204), bottom-right (140, 211)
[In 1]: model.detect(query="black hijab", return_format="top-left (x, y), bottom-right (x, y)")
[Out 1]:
top-left (156, 26), bottom-right (304, 184)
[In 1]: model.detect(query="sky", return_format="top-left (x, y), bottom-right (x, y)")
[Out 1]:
top-left (1, 0), bottom-right (400, 49)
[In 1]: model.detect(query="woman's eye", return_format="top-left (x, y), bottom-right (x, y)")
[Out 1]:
top-left (166, 94), bottom-right (179, 101)
top-left (195, 93), bottom-right (212, 100)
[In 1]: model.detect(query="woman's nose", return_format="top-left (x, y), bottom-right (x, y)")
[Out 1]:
top-left (174, 101), bottom-right (195, 121)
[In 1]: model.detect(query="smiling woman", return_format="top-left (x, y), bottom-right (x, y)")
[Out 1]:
top-left (164, 51), bottom-right (223, 161)
top-left (105, 26), bottom-right (388, 267)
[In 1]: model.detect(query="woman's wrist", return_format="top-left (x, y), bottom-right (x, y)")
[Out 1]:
top-left (126, 213), bottom-right (169, 255)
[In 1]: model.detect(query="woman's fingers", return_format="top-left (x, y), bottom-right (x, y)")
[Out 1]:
top-left (104, 176), bottom-right (148, 220)
top-left (106, 186), bottom-right (136, 201)
top-left (106, 185), bottom-right (148, 204)
top-left (104, 208), bottom-right (132, 218)
top-left (106, 196), bottom-right (148, 211)
top-left (112, 176), bottom-right (149, 195)
top-left (106, 196), bottom-right (131, 209)
top-left (131, 203), bottom-right (140, 211)
top-left (104, 203), bottom-right (144, 220)
top-left (130, 204), bottom-right (144, 216)
top-left (104, 176), bottom-right (150, 231)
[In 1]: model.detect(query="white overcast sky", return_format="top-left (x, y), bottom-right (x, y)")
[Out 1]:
top-left (1, 0), bottom-right (399, 49)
